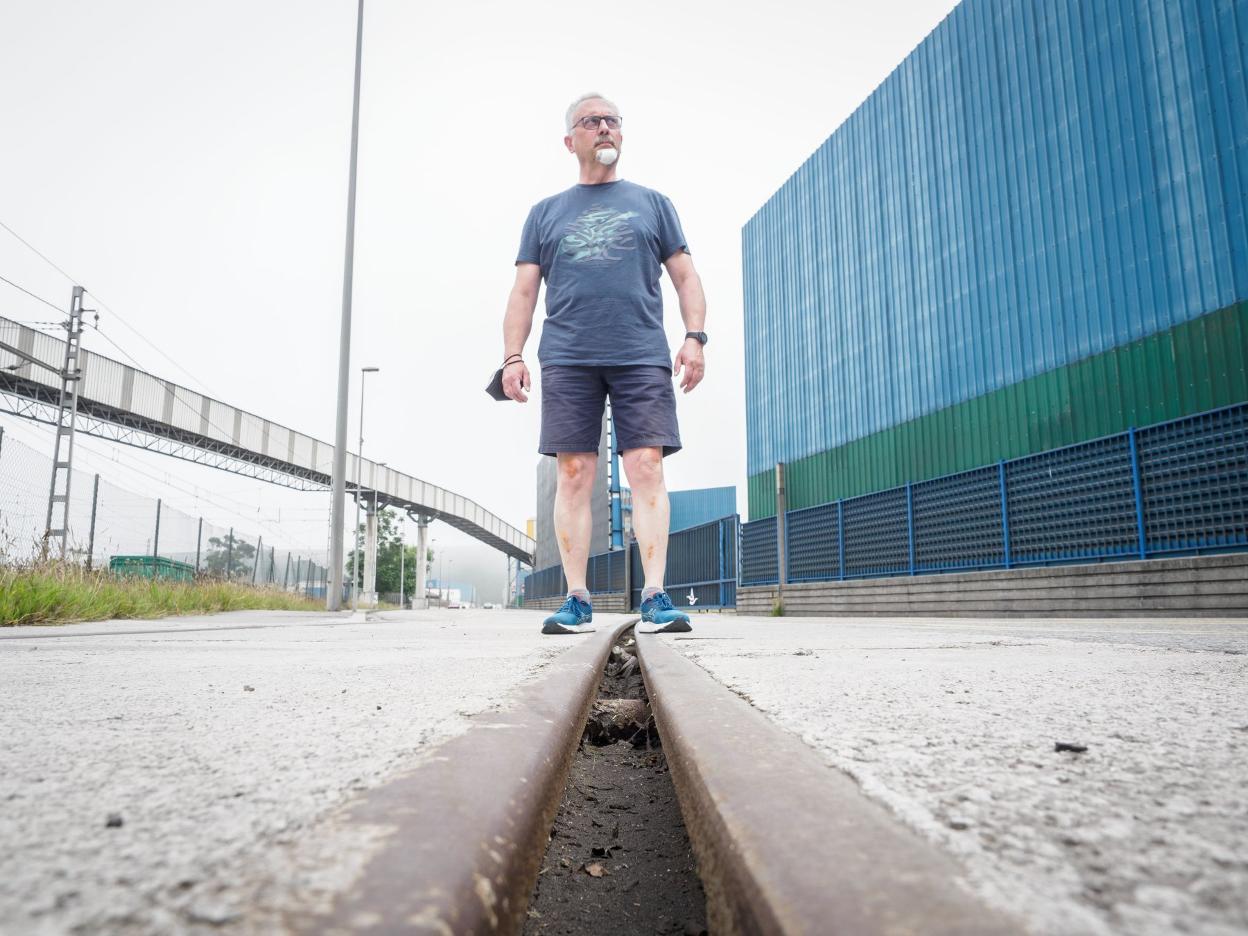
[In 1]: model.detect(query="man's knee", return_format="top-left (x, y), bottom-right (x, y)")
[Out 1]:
top-left (622, 447), bottom-right (664, 488)
top-left (556, 453), bottom-right (598, 496)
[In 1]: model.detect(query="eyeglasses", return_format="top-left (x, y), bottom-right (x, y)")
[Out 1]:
top-left (572, 114), bottom-right (622, 131)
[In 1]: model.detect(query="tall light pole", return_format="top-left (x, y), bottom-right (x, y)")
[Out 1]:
top-left (351, 365), bottom-right (379, 612)
top-left (328, 0), bottom-right (367, 611)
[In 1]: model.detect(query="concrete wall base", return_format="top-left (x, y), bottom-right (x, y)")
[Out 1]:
top-left (740, 552), bottom-right (1248, 617)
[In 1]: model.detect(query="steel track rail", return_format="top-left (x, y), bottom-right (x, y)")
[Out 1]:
top-left (636, 633), bottom-right (1019, 935)
top-left (285, 618), bottom-right (634, 935)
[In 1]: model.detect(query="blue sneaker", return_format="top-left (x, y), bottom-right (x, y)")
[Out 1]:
top-left (639, 590), bottom-right (692, 633)
top-left (542, 594), bottom-right (594, 635)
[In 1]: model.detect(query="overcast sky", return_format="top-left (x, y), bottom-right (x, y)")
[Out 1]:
top-left (1, 0), bottom-right (958, 600)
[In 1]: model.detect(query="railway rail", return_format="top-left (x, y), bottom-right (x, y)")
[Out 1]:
top-left (289, 620), bottom-right (1015, 934)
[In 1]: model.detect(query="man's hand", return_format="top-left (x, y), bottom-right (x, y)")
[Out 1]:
top-left (503, 360), bottom-right (531, 402)
top-left (501, 263), bottom-right (540, 404)
top-left (663, 251), bottom-right (707, 394)
top-left (673, 338), bottom-right (705, 393)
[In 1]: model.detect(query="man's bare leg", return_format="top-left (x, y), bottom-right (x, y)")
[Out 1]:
top-left (622, 447), bottom-right (670, 590)
top-left (553, 452), bottom-right (598, 593)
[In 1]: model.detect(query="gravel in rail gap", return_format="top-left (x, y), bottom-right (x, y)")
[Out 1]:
top-left (524, 627), bottom-right (707, 936)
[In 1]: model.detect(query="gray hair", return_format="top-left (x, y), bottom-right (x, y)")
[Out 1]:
top-left (565, 93), bottom-right (619, 132)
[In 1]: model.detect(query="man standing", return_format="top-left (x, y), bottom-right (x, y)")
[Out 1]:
top-left (501, 93), bottom-right (708, 635)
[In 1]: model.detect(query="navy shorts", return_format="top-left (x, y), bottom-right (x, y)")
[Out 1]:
top-left (540, 365), bottom-right (682, 457)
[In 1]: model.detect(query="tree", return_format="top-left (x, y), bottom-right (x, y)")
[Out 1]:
top-left (344, 509), bottom-right (433, 596)
top-left (202, 533), bottom-right (256, 579)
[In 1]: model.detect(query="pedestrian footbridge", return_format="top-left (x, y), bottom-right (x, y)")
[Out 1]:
top-left (0, 314), bottom-right (534, 563)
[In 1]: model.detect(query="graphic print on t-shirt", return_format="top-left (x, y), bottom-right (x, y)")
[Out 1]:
top-left (559, 206), bottom-right (639, 262)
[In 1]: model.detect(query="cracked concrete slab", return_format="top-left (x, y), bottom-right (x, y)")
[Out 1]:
top-left (657, 615), bottom-right (1248, 936)
top-left (0, 609), bottom-right (627, 934)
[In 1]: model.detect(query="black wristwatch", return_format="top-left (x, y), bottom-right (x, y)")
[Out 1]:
top-left (685, 331), bottom-right (708, 345)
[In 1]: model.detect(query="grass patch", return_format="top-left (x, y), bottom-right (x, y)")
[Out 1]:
top-left (0, 562), bottom-right (324, 627)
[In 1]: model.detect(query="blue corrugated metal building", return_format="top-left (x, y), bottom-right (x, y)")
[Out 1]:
top-left (669, 486), bottom-right (738, 532)
top-left (743, 0), bottom-right (1248, 520)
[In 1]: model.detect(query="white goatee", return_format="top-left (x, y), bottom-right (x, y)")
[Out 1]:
top-left (594, 147), bottom-right (618, 166)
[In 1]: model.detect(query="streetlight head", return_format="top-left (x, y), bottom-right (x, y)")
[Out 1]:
top-left (362, 366), bottom-right (380, 373)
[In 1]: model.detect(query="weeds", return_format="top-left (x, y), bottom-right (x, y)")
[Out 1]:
top-left (0, 561), bottom-right (323, 626)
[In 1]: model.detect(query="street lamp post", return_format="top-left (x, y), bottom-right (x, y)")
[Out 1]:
top-left (398, 513), bottom-right (405, 609)
top-left (351, 365), bottom-right (379, 612)
top-left (327, 0), bottom-right (367, 612)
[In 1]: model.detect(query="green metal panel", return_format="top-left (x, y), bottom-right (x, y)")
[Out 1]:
top-left (749, 471), bottom-right (775, 520)
top-left (108, 555), bottom-right (196, 582)
top-left (749, 302), bottom-right (1248, 518)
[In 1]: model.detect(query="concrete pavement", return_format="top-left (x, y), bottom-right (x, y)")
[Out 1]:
top-left (655, 614), bottom-right (1248, 936)
top-left (0, 608), bottom-right (630, 934)
top-left (4, 609), bottom-right (1245, 935)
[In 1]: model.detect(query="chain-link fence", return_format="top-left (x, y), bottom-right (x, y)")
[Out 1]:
top-left (0, 426), bottom-right (331, 593)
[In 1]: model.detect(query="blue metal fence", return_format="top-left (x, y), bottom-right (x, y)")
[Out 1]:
top-left (786, 503), bottom-right (839, 582)
top-left (1138, 407), bottom-right (1248, 555)
top-left (525, 515), bottom-right (740, 608)
top-left (912, 466), bottom-right (1002, 572)
top-left (632, 515), bottom-right (737, 610)
top-left (588, 549), bottom-right (627, 594)
top-left (526, 404), bottom-right (1246, 602)
top-left (740, 403), bottom-right (1248, 583)
top-left (523, 564), bottom-right (566, 603)
top-left (740, 515), bottom-right (778, 586)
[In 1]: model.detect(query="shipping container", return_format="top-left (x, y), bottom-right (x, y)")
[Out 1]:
top-left (743, 0), bottom-right (1248, 518)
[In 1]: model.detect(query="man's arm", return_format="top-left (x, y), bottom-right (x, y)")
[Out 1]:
top-left (666, 250), bottom-right (707, 394)
top-left (502, 262), bottom-right (541, 403)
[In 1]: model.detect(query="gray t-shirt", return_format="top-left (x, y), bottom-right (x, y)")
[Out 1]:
top-left (517, 179), bottom-right (688, 368)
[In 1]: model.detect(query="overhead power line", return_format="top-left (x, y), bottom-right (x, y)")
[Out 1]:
top-left (4, 307), bottom-right (336, 501)
top-left (0, 272), bottom-right (65, 314)
top-left (0, 222), bottom-right (346, 502)
top-left (0, 218), bottom-right (217, 397)
top-left (0, 302), bottom-right (259, 475)
top-left (0, 415), bottom-right (328, 547)
top-left (0, 220), bottom-right (78, 284)
top-left (0, 220), bottom-right (245, 450)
